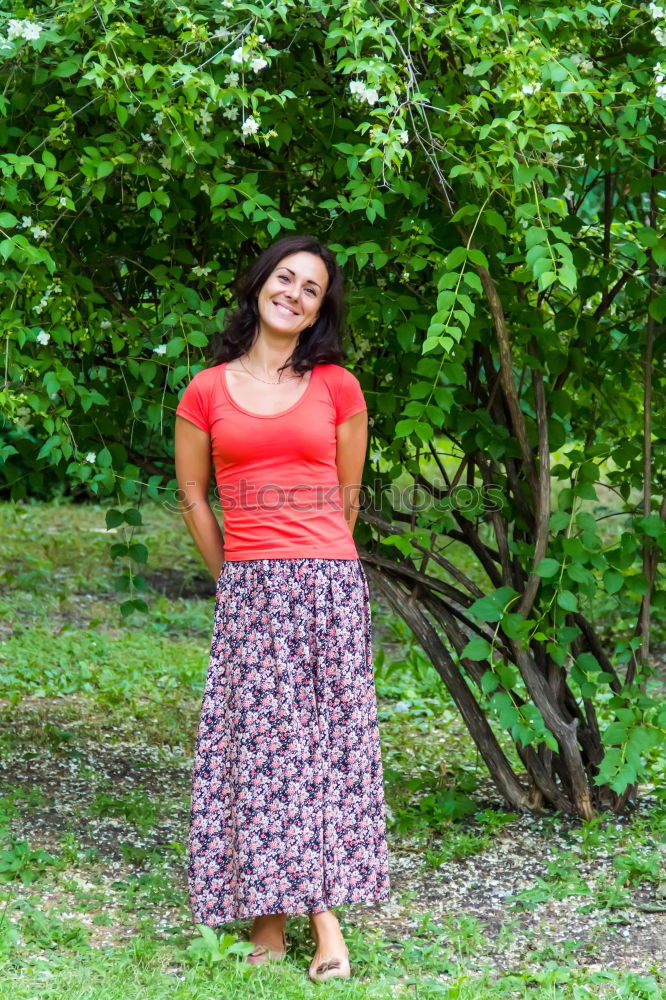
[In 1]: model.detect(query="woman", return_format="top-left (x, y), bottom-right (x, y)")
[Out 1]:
top-left (174, 234), bottom-right (390, 982)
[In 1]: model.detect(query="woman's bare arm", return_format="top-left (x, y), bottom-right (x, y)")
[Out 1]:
top-left (174, 415), bottom-right (225, 581)
top-left (335, 410), bottom-right (368, 535)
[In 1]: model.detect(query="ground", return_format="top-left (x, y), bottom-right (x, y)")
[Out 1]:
top-left (0, 500), bottom-right (664, 998)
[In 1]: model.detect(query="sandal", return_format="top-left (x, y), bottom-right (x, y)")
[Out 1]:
top-left (246, 927), bottom-right (288, 966)
top-left (308, 953), bottom-right (351, 982)
top-left (308, 922), bottom-right (351, 982)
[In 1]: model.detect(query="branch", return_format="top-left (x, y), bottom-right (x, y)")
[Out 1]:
top-left (517, 342), bottom-right (551, 618)
top-left (553, 270), bottom-right (634, 393)
top-left (454, 223), bottom-right (539, 500)
top-left (364, 563), bottom-right (534, 813)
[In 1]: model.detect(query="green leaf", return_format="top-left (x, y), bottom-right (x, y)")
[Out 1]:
top-left (535, 558), bottom-right (559, 578)
top-left (556, 589), bottom-right (577, 612)
top-left (483, 209), bottom-right (506, 234)
top-left (394, 419), bottom-right (415, 438)
top-left (105, 508), bottom-right (125, 529)
top-left (53, 60), bottom-right (79, 78)
top-left (462, 637), bottom-right (492, 661)
top-left (603, 570), bottom-right (624, 594)
top-left (467, 248), bottom-right (488, 268)
top-left (445, 247), bottom-right (467, 269)
top-left (469, 587), bottom-right (518, 623)
top-left (123, 507), bottom-right (142, 526)
top-left (480, 669), bottom-right (498, 693)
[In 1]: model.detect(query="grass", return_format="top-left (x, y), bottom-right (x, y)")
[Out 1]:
top-left (0, 498), bottom-right (664, 998)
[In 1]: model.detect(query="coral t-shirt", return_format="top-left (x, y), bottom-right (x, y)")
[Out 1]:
top-left (175, 361), bottom-right (367, 561)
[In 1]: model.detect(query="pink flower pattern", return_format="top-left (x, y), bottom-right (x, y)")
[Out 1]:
top-left (187, 558), bottom-right (391, 924)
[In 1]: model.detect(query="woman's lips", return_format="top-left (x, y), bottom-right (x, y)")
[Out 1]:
top-left (273, 300), bottom-right (299, 316)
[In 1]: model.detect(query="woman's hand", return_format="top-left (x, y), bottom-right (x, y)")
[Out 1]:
top-left (174, 415), bottom-right (225, 581)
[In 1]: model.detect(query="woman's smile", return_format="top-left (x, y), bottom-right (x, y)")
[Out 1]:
top-left (273, 300), bottom-right (299, 316)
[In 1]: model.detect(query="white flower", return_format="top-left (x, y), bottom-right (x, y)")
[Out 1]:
top-left (654, 24), bottom-right (666, 44)
top-left (197, 108), bottom-right (213, 126)
top-left (158, 155), bottom-right (172, 169)
top-left (7, 19), bottom-right (42, 42)
top-left (21, 21), bottom-right (42, 41)
top-left (257, 34), bottom-right (266, 43)
top-left (463, 64), bottom-right (476, 76)
top-left (655, 63), bottom-right (665, 84)
top-left (647, 2), bottom-right (665, 17)
top-left (212, 27), bottom-right (230, 40)
top-left (579, 59), bottom-right (593, 74)
top-left (398, 130), bottom-right (409, 144)
top-left (223, 106), bottom-right (239, 120)
top-left (141, 132), bottom-right (153, 143)
top-left (192, 265), bottom-right (212, 276)
top-left (349, 79), bottom-right (380, 105)
top-left (30, 225), bottom-right (48, 239)
top-left (20, 215), bottom-right (32, 228)
top-left (58, 196), bottom-right (68, 208)
top-left (241, 115), bottom-right (259, 136)
top-left (563, 183), bottom-right (574, 200)
top-left (100, 319), bottom-right (112, 329)
top-left (200, 182), bottom-right (210, 194)
top-left (154, 111), bottom-right (165, 125)
top-left (521, 82), bottom-right (541, 95)
top-left (231, 46), bottom-right (245, 64)
top-left (225, 71), bottom-right (240, 87)
top-left (85, 452), bottom-right (96, 463)
top-left (250, 56), bottom-right (267, 72)
top-left (36, 329), bottom-right (50, 345)
top-left (224, 155), bottom-right (236, 166)
top-left (657, 83), bottom-right (666, 99)
top-left (153, 344), bottom-right (167, 355)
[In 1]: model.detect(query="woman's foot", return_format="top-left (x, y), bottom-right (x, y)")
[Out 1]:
top-left (308, 910), bottom-right (351, 982)
top-left (246, 913), bottom-right (288, 965)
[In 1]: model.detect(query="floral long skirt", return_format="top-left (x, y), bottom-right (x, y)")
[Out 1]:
top-left (187, 557), bottom-right (391, 925)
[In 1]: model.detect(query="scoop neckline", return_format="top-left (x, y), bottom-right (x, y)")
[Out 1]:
top-left (221, 361), bottom-right (317, 419)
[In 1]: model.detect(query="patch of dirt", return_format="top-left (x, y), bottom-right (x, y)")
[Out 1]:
top-left (1, 697), bottom-right (664, 977)
top-left (142, 568), bottom-right (215, 601)
top-left (353, 791), bottom-right (666, 977)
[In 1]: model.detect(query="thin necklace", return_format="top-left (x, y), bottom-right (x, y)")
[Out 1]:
top-left (238, 356), bottom-right (303, 385)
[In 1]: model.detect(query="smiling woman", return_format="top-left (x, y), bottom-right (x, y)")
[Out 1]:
top-left (173, 235), bottom-right (391, 983)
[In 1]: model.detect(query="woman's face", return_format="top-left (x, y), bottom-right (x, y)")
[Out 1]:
top-left (256, 251), bottom-right (329, 339)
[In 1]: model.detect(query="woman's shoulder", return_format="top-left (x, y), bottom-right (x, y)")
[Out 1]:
top-left (183, 363), bottom-right (224, 388)
top-left (315, 363), bottom-right (361, 384)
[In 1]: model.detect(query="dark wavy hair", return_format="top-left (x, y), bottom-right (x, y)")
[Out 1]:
top-left (208, 235), bottom-right (347, 377)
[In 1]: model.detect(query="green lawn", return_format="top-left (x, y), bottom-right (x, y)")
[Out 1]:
top-left (0, 500), bottom-right (664, 998)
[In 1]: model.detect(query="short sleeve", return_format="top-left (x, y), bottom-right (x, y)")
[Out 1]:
top-left (334, 366), bottom-right (367, 425)
top-left (175, 370), bottom-right (210, 433)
